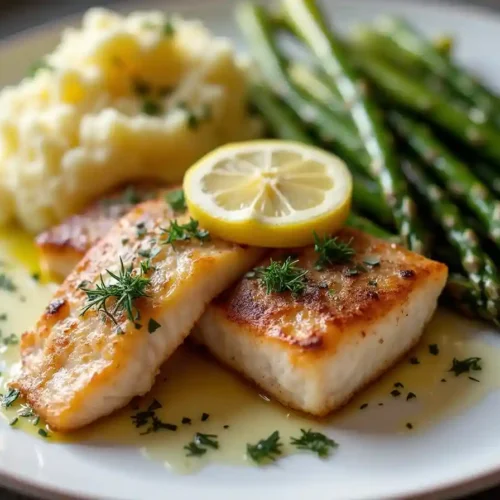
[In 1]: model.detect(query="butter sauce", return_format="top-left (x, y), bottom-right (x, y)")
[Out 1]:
top-left (1, 228), bottom-right (500, 472)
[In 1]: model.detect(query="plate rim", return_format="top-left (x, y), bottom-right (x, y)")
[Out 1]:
top-left (2, 1), bottom-right (500, 499)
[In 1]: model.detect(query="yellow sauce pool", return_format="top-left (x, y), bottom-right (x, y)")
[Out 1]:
top-left (1, 227), bottom-right (499, 472)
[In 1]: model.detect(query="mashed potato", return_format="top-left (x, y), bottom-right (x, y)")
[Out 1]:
top-left (0, 8), bottom-right (260, 233)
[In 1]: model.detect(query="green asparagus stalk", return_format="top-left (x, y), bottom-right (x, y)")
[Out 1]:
top-left (249, 84), bottom-right (313, 143)
top-left (389, 112), bottom-right (500, 250)
top-left (373, 17), bottom-right (500, 128)
top-left (280, 0), bottom-right (426, 254)
top-left (236, 3), bottom-right (368, 170)
top-left (474, 162), bottom-right (500, 198)
top-left (402, 158), bottom-right (500, 317)
top-left (346, 213), bottom-right (396, 241)
top-left (352, 52), bottom-right (500, 164)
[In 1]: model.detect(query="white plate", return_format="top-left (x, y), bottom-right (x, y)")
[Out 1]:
top-left (2, 1), bottom-right (500, 499)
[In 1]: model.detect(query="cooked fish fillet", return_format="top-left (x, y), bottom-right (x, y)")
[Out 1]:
top-left (194, 229), bottom-right (448, 417)
top-left (36, 185), bottom-right (162, 280)
top-left (13, 199), bottom-right (264, 431)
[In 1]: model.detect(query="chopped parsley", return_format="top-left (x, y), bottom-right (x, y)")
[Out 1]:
top-left (406, 392), bottom-right (416, 401)
top-left (394, 382), bottom-right (404, 388)
top-left (246, 430), bottom-right (282, 464)
top-left (363, 255), bottom-right (380, 267)
top-left (429, 344), bottom-right (439, 355)
top-left (142, 99), bottom-right (163, 116)
top-left (448, 357), bottom-right (482, 377)
top-left (184, 433), bottom-right (218, 457)
top-left (161, 218), bottom-right (210, 245)
top-left (80, 258), bottom-right (151, 330)
top-left (1, 388), bottom-right (20, 408)
top-left (131, 399), bottom-right (177, 435)
top-left (290, 429), bottom-right (338, 458)
top-left (1, 333), bottom-right (18, 346)
top-left (148, 318), bottom-right (161, 334)
top-left (166, 189), bottom-right (187, 213)
top-left (38, 429), bottom-right (49, 438)
top-left (256, 257), bottom-right (308, 297)
top-left (390, 389), bottom-right (401, 397)
top-left (313, 232), bottom-right (355, 270)
top-left (0, 274), bottom-right (16, 292)
top-left (201, 412), bottom-right (210, 422)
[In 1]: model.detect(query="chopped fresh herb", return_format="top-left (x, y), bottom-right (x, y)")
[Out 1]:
top-left (132, 78), bottom-right (151, 96)
top-left (131, 399), bottom-right (177, 434)
top-left (409, 357), bottom-right (420, 365)
top-left (0, 313), bottom-right (6, 321)
top-left (138, 249), bottom-right (152, 258)
top-left (429, 344), bottom-right (439, 355)
top-left (328, 288), bottom-right (336, 297)
top-left (223, 425), bottom-right (230, 429)
top-left (469, 376), bottom-right (480, 382)
top-left (378, 403), bottom-right (384, 406)
top-left (247, 430), bottom-right (282, 464)
top-left (448, 357), bottom-right (482, 377)
top-left (38, 429), bottom-right (49, 438)
top-left (142, 99), bottom-right (163, 116)
top-left (406, 392), bottom-right (416, 401)
top-left (201, 412), bottom-right (210, 422)
top-left (368, 279), bottom-right (378, 287)
top-left (313, 232), bottom-right (355, 270)
top-left (31, 273), bottom-right (41, 282)
top-left (290, 429), bottom-right (338, 458)
top-left (184, 442), bottom-right (206, 457)
top-left (163, 19), bottom-right (175, 37)
top-left (359, 403), bottom-right (368, 410)
top-left (9, 417), bottom-right (18, 426)
top-left (136, 222), bottom-right (147, 238)
top-left (80, 258), bottom-right (151, 329)
top-left (1, 388), bottom-right (20, 407)
top-left (394, 382), bottom-right (404, 388)
top-left (0, 274), bottom-right (16, 292)
top-left (166, 189), bottom-right (187, 213)
top-left (17, 404), bottom-right (36, 418)
top-left (195, 432), bottom-right (218, 449)
top-left (148, 318), bottom-right (161, 334)
top-left (182, 417), bottom-right (192, 425)
top-left (406, 423), bottom-right (413, 430)
top-left (345, 264), bottom-right (367, 276)
top-left (161, 218), bottom-right (210, 245)
top-left (257, 257), bottom-right (308, 297)
top-left (363, 255), bottom-right (380, 267)
top-left (390, 389), bottom-right (401, 397)
top-left (441, 378), bottom-right (447, 383)
top-left (2, 333), bottom-right (18, 346)
top-left (28, 59), bottom-right (52, 77)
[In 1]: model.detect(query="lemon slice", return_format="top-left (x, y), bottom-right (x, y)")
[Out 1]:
top-left (183, 140), bottom-right (352, 247)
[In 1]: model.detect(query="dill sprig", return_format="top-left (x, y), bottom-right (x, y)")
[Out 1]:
top-left (161, 218), bottom-right (210, 245)
top-left (449, 357), bottom-right (482, 376)
top-left (166, 189), bottom-right (186, 213)
top-left (247, 430), bottom-right (282, 464)
top-left (290, 429), bottom-right (338, 458)
top-left (313, 231), bottom-right (355, 270)
top-left (184, 433), bottom-right (219, 457)
top-left (80, 258), bottom-right (151, 329)
top-left (257, 257), bottom-right (308, 297)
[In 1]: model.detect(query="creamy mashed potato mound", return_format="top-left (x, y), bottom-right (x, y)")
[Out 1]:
top-left (0, 8), bottom-right (260, 233)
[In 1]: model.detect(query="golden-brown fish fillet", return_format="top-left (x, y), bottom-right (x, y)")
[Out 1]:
top-left (193, 229), bottom-right (448, 417)
top-left (13, 199), bottom-right (264, 431)
top-left (36, 185), bottom-right (162, 280)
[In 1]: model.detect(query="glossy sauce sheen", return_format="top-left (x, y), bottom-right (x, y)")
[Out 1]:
top-left (1, 228), bottom-right (499, 473)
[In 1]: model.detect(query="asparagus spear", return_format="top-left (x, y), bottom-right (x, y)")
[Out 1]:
top-left (346, 213), bottom-right (396, 241)
top-left (389, 112), bottom-right (500, 251)
top-left (352, 52), bottom-right (500, 164)
top-left (402, 158), bottom-right (500, 317)
top-left (236, 3), bottom-right (368, 170)
top-left (281, 0), bottom-right (426, 254)
top-left (249, 84), bottom-right (313, 143)
top-left (474, 162), bottom-right (500, 198)
top-left (373, 17), bottom-right (500, 128)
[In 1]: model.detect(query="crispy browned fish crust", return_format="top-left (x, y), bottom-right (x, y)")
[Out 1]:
top-left (194, 228), bottom-right (448, 416)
